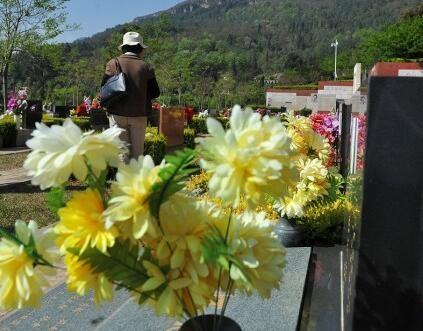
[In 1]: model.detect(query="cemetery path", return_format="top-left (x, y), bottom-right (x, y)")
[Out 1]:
top-left (0, 168), bottom-right (31, 187)
top-left (0, 148), bottom-right (30, 156)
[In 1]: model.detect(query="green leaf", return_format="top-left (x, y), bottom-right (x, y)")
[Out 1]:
top-left (47, 186), bottom-right (66, 213)
top-left (0, 227), bottom-right (21, 245)
top-left (70, 240), bottom-right (150, 292)
top-left (149, 148), bottom-right (198, 219)
top-left (201, 225), bottom-right (251, 284)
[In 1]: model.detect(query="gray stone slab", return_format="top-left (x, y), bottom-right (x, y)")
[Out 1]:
top-left (221, 247), bottom-right (311, 331)
top-left (96, 247), bottom-right (311, 331)
top-left (0, 284), bottom-right (129, 331)
top-left (0, 247), bottom-right (311, 331)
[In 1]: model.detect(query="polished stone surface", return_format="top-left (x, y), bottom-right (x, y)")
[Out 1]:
top-left (0, 248), bottom-right (311, 331)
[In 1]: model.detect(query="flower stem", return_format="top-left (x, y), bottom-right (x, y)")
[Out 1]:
top-left (213, 208), bottom-right (233, 331)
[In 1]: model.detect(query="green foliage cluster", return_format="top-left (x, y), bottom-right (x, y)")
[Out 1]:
top-left (0, 116), bottom-right (17, 148)
top-left (144, 130), bottom-right (167, 165)
top-left (296, 199), bottom-right (351, 244)
top-left (41, 115), bottom-right (91, 131)
top-left (190, 116), bottom-right (229, 135)
top-left (183, 128), bottom-right (196, 149)
top-left (3, 0), bottom-right (422, 109)
top-left (190, 117), bottom-right (208, 135)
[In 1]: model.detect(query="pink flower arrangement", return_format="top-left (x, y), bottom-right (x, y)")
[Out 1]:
top-left (6, 89), bottom-right (28, 115)
top-left (310, 113), bottom-right (340, 166)
top-left (355, 114), bottom-right (367, 170)
top-left (310, 113), bottom-right (339, 144)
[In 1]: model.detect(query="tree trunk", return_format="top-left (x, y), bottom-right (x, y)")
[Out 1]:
top-left (2, 64), bottom-right (9, 113)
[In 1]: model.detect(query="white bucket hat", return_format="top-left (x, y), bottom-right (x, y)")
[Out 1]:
top-left (119, 32), bottom-right (148, 50)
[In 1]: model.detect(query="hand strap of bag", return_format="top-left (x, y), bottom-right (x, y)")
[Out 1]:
top-left (115, 58), bottom-right (123, 74)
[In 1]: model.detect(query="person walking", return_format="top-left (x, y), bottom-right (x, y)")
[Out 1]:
top-left (101, 31), bottom-right (160, 159)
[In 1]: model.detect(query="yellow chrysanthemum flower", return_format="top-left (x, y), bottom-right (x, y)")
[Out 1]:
top-left (157, 194), bottom-right (209, 282)
top-left (303, 131), bottom-right (331, 162)
top-left (284, 114), bottom-right (331, 163)
top-left (0, 221), bottom-right (58, 309)
top-left (104, 155), bottom-right (161, 240)
top-left (64, 254), bottom-right (113, 305)
top-left (278, 158), bottom-right (329, 218)
top-left (297, 158), bottom-right (329, 200)
top-left (212, 211), bottom-right (285, 299)
top-left (142, 260), bottom-right (192, 318)
top-left (198, 106), bottom-right (294, 207)
top-left (56, 188), bottom-right (119, 254)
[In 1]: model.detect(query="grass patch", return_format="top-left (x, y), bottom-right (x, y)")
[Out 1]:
top-left (0, 182), bottom-right (86, 232)
top-left (0, 152), bottom-right (30, 171)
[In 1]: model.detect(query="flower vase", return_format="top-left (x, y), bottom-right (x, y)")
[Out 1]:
top-left (13, 114), bottom-right (21, 129)
top-left (274, 217), bottom-right (304, 247)
top-left (179, 315), bottom-right (241, 331)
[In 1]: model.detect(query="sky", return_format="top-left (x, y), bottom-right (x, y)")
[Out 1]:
top-left (57, 0), bottom-right (182, 43)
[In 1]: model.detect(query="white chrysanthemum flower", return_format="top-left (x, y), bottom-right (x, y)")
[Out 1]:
top-left (212, 211), bottom-right (286, 298)
top-left (24, 119), bottom-right (126, 189)
top-left (104, 155), bottom-right (161, 239)
top-left (197, 105), bottom-right (295, 207)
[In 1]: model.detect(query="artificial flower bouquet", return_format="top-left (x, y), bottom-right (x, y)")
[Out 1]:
top-left (0, 106), bottom-right (305, 330)
top-left (276, 112), bottom-right (349, 246)
top-left (6, 89), bottom-right (28, 116)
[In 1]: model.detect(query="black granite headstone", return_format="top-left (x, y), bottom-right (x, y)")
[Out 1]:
top-left (340, 104), bottom-right (352, 184)
top-left (53, 105), bottom-right (70, 118)
top-left (352, 77), bottom-right (423, 330)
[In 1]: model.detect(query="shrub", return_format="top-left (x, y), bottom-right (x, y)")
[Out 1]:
top-left (191, 117), bottom-right (208, 134)
top-left (296, 198), bottom-right (357, 244)
top-left (72, 117), bottom-right (91, 131)
top-left (144, 131), bottom-right (167, 165)
top-left (299, 107), bottom-right (312, 117)
top-left (216, 117), bottom-right (229, 129)
top-left (191, 116), bottom-right (229, 135)
top-left (0, 116), bottom-right (17, 147)
top-left (42, 115), bottom-right (64, 127)
top-left (146, 126), bottom-right (159, 135)
top-left (247, 104), bottom-right (267, 110)
top-left (42, 115), bottom-right (90, 131)
top-left (184, 128), bottom-right (195, 148)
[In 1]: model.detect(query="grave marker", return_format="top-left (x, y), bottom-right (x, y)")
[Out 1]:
top-left (352, 77), bottom-right (423, 330)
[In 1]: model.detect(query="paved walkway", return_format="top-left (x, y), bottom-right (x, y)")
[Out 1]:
top-left (0, 148), bottom-right (30, 156)
top-left (0, 168), bottom-right (31, 187)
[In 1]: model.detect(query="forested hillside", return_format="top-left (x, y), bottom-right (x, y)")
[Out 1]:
top-left (7, 0), bottom-right (423, 108)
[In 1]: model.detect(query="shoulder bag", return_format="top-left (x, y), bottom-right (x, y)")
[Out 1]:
top-left (100, 58), bottom-right (127, 108)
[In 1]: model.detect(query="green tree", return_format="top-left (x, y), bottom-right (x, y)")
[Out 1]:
top-left (0, 0), bottom-right (70, 111)
top-left (359, 14), bottom-right (423, 66)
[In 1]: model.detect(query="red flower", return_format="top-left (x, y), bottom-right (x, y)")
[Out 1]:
top-left (76, 103), bottom-right (88, 117)
top-left (185, 106), bottom-right (195, 122)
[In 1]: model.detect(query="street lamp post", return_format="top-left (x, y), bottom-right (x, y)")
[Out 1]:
top-left (331, 39), bottom-right (339, 80)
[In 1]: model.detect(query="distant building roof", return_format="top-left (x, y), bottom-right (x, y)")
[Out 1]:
top-left (370, 62), bottom-right (423, 77)
top-left (318, 80), bottom-right (353, 89)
